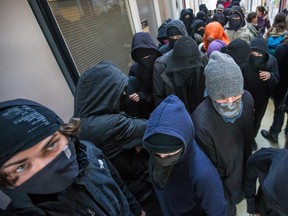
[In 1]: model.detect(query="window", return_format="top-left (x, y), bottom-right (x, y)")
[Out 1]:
top-left (31, 0), bottom-right (135, 77)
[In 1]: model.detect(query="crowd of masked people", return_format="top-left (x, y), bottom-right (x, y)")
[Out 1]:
top-left (1, 0), bottom-right (288, 215)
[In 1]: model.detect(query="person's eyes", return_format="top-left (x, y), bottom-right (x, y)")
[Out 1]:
top-left (15, 164), bottom-right (28, 173)
top-left (46, 142), bottom-right (58, 151)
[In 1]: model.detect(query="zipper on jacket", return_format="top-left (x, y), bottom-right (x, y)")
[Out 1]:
top-left (87, 208), bottom-right (95, 216)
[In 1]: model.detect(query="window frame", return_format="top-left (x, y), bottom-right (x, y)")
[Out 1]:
top-left (28, 0), bottom-right (79, 94)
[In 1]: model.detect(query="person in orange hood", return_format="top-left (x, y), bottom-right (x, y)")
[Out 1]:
top-left (203, 21), bottom-right (230, 51)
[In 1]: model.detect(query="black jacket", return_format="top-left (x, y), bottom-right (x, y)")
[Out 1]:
top-left (128, 33), bottom-right (162, 119)
top-left (242, 36), bottom-right (279, 103)
top-left (191, 91), bottom-right (254, 204)
top-left (155, 36), bottom-right (207, 113)
top-left (244, 147), bottom-right (288, 214)
top-left (1, 141), bottom-right (142, 216)
top-left (74, 61), bottom-right (150, 198)
top-left (273, 43), bottom-right (288, 100)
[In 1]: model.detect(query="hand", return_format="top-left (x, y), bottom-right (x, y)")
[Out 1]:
top-left (140, 210), bottom-right (146, 216)
top-left (259, 70), bottom-right (271, 81)
top-left (135, 146), bottom-right (142, 154)
top-left (129, 93), bottom-right (140, 102)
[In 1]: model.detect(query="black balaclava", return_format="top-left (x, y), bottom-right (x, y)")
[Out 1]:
top-left (196, 11), bottom-right (207, 22)
top-left (135, 48), bottom-right (159, 70)
top-left (144, 133), bottom-right (183, 190)
top-left (167, 26), bottom-right (182, 49)
top-left (251, 48), bottom-right (267, 69)
top-left (180, 9), bottom-right (194, 36)
top-left (229, 12), bottom-right (242, 30)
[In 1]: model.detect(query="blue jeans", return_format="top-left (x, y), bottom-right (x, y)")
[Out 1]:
top-left (269, 97), bottom-right (288, 137)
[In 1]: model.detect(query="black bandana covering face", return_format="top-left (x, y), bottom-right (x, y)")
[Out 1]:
top-left (8, 139), bottom-right (79, 195)
top-left (139, 53), bottom-right (158, 70)
top-left (251, 54), bottom-right (267, 69)
top-left (150, 149), bottom-right (183, 190)
top-left (212, 97), bottom-right (242, 118)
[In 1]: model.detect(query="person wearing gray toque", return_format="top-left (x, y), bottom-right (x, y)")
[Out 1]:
top-left (191, 51), bottom-right (254, 216)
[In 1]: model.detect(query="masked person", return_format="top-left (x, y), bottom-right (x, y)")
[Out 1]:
top-left (244, 144), bottom-right (288, 215)
top-left (127, 32), bottom-right (162, 119)
top-left (202, 21), bottom-right (230, 53)
top-left (153, 36), bottom-right (208, 111)
top-left (221, 38), bottom-right (251, 70)
top-left (190, 19), bottom-right (206, 45)
top-left (199, 4), bottom-right (212, 24)
top-left (157, 19), bottom-right (172, 48)
top-left (225, 6), bottom-right (254, 43)
top-left (159, 20), bottom-right (188, 54)
top-left (143, 95), bottom-right (227, 216)
top-left (180, 9), bottom-right (194, 36)
top-left (0, 99), bottom-right (145, 216)
top-left (191, 51), bottom-right (254, 216)
top-left (74, 61), bottom-right (162, 214)
top-left (242, 36), bottom-right (279, 148)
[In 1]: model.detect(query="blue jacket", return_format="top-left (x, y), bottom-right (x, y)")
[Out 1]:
top-left (143, 95), bottom-right (227, 216)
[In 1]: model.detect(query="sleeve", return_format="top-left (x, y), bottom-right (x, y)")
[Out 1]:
top-left (153, 61), bottom-right (167, 107)
top-left (266, 57), bottom-right (279, 90)
top-left (195, 166), bottom-right (227, 216)
top-left (104, 155), bottom-right (142, 216)
top-left (137, 91), bottom-right (153, 103)
top-left (113, 114), bottom-right (147, 149)
top-left (0, 203), bottom-right (19, 216)
top-left (244, 148), bottom-right (274, 214)
top-left (194, 133), bottom-right (220, 176)
top-left (274, 45), bottom-right (285, 63)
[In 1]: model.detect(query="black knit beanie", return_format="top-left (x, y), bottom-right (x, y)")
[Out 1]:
top-left (0, 99), bottom-right (62, 167)
top-left (143, 133), bottom-right (183, 154)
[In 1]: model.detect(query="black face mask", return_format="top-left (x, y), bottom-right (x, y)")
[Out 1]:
top-left (229, 18), bottom-right (241, 30)
top-left (197, 29), bottom-right (205, 37)
top-left (153, 149), bottom-right (183, 167)
top-left (251, 55), bottom-right (266, 68)
top-left (150, 148), bottom-right (183, 190)
top-left (169, 38), bottom-right (178, 49)
top-left (229, 13), bottom-right (242, 30)
top-left (8, 139), bottom-right (79, 195)
top-left (139, 53), bottom-right (158, 70)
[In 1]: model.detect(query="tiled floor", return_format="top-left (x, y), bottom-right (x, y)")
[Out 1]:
top-left (237, 99), bottom-right (287, 216)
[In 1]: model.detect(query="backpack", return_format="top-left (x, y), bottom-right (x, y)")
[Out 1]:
top-left (267, 33), bottom-right (286, 55)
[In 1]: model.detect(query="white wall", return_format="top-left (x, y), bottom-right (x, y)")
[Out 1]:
top-left (0, 0), bottom-right (74, 122)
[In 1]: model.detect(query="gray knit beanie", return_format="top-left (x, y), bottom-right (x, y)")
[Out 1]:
top-left (205, 51), bottom-right (244, 100)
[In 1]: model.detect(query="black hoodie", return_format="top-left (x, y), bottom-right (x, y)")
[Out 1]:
top-left (165, 36), bottom-right (207, 113)
top-left (74, 61), bottom-right (150, 199)
top-left (129, 32), bottom-right (162, 119)
top-left (180, 9), bottom-right (194, 36)
top-left (242, 36), bottom-right (279, 103)
top-left (159, 20), bottom-right (188, 54)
